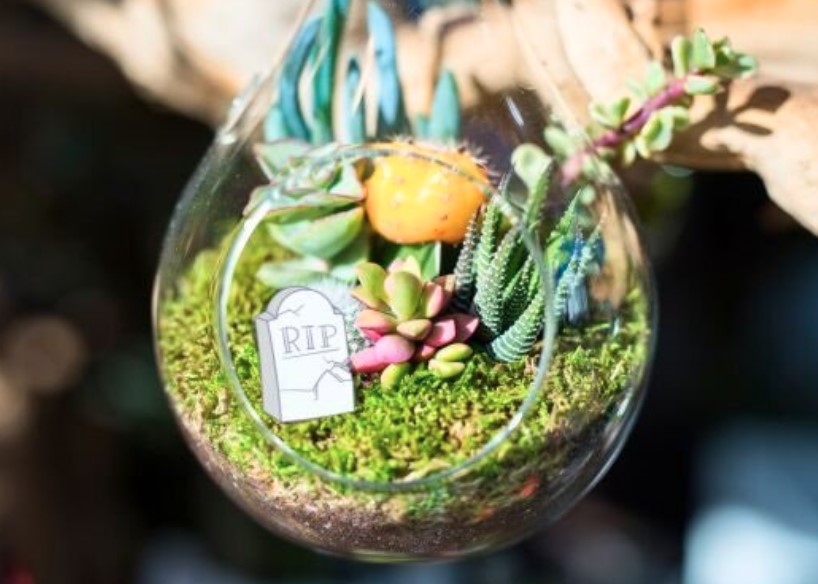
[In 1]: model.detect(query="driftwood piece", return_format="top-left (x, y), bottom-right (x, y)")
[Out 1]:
top-left (28, 0), bottom-right (818, 233)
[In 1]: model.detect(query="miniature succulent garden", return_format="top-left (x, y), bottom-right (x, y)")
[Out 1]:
top-left (154, 0), bottom-right (756, 557)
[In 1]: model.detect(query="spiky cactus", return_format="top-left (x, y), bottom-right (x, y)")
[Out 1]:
top-left (349, 257), bottom-right (479, 387)
top-left (453, 144), bottom-right (604, 362)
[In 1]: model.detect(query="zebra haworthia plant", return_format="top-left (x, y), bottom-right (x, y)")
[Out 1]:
top-left (454, 144), bottom-right (603, 363)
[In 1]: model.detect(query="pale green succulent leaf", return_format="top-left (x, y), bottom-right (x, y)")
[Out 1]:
top-left (639, 111), bottom-right (674, 152)
top-left (692, 28), bottom-right (716, 71)
top-left (671, 36), bottom-right (693, 77)
top-left (400, 256), bottom-right (423, 279)
top-left (626, 77), bottom-right (649, 101)
top-left (257, 257), bottom-right (328, 288)
top-left (684, 75), bottom-right (720, 96)
top-left (381, 362), bottom-right (411, 389)
top-left (250, 189), bottom-right (358, 221)
top-left (662, 106), bottom-right (690, 131)
top-left (356, 262), bottom-right (387, 300)
top-left (645, 61), bottom-right (667, 96)
top-left (609, 96), bottom-right (631, 124)
top-left (589, 102), bottom-right (617, 129)
top-left (734, 54), bottom-right (759, 77)
top-left (435, 343), bottom-right (473, 362)
top-left (620, 140), bottom-right (638, 166)
top-left (386, 271), bottom-right (422, 321)
top-left (268, 206), bottom-right (364, 259)
top-left (380, 242), bottom-right (441, 282)
top-left (254, 140), bottom-right (312, 179)
top-left (327, 163), bottom-right (364, 199)
top-left (544, 127), bottom-right (577, 158)
top-left (429, 359), bottom-right (465, 379)
top-left (328, 229), bottom-right (370, 282)
top-left (634, 135), bottom-right (652, 159)
top-left (512, 143), bottom-right (552, 193)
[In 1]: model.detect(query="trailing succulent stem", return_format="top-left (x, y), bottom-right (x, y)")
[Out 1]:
top-left (546, 29), bottom-right (758, 186)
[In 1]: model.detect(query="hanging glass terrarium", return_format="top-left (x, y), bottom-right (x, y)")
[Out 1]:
top-left (153, 0), bottom-right (654, 562)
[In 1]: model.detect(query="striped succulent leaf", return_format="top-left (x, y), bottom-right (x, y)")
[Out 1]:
top-left (452, 210), bottom-right (481, 311)
top-left (501, 257), bottom-right (535, 329)
top-left (490, 286), bottom-right (546, 362)
top-left (474, 200), bottom-right (502, 290)
top-left (474, 228), bottom-right (522, 338)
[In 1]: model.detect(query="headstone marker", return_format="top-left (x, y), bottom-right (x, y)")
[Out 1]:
top-left (255, 287), bottom-right (355, 422)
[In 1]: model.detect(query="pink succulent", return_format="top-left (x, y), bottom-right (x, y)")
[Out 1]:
top-left (349, 258), bottom-right (479, 386)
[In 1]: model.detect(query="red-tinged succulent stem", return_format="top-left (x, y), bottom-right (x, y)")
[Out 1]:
top-left (561, 78), bottom-right (689, 187)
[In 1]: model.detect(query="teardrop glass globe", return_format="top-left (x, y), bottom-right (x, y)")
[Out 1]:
top-left (153, 0), bottom-right (655, 562)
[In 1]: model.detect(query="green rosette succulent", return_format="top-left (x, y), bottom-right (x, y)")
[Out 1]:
top-left (249, 141), bottom-right (370, 287)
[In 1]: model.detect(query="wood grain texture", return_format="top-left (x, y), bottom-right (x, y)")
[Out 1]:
top-left (26, 0), bottom-right (818, 232)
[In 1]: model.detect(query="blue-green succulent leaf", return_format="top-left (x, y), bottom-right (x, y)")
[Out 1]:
top-left (413, 114), bottom-right (430, 139)
top-left (344, 57), bottom-right (367, 143)
top-left (280, 17), bottom-right (321, 141)
top-left (427, 69), bottom-right (461, 141)
top-left (368, 2), bottom-right (407, 136)
top-left (554, 227), bottom-right (602, 320)
top-left (312, 0), bottom-right (349, 143)
top-left (263, 106), bottom-right (288, 142)
top-left (329, 228), bottom-right (371, 282)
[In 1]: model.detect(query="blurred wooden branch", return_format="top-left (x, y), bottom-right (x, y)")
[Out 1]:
top-left (27, 0), bottom-right (818, 233)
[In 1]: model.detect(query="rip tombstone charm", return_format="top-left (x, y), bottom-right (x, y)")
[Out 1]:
top-left (255, 287), bottom-right (355, 422)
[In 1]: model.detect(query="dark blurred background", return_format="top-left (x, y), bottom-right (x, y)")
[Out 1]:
top-left (3, 3), bottom-right (818, 584)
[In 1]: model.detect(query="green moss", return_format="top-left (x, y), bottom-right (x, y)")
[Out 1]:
top-left (157, 226), bottom-right (649, 520)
